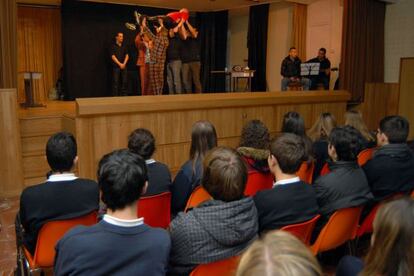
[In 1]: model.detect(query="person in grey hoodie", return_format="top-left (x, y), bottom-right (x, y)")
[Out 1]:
top-left (168, 147), bottom-right (259, 275)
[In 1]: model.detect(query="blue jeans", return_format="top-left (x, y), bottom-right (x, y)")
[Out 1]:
top-left (281, 77), bottom-right (311, 91)
top-left (167, 60), bottom-right (183, 94)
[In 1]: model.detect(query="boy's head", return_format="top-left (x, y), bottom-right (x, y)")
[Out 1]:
top-left (46, 132), bottom-right (77, 173)
top-left (202, 147), bottom-right (247, 202)
top-left (328, 126), bottom-right (361, 162)
top-left (98, 149), bottom-right (148, 211)
top-left (268, 134), bottom-right (306, 175)
top-left (377, 116), bottom-right (409, 146)
top-left (128, 128), bottom-right (156, 160)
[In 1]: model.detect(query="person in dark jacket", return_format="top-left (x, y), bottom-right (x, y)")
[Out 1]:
top-left (254, 134), bottom-right (318, 234)
top-left (313, 126), bottom-right (373, 225)
top-left (54, 150), bottom-right (171, 276)
top-left (280, 47), bottom-right (310, 91)
top-left (18, 132), bottom-right (99, 255)
top-left (128, 128), bottom-right (172, 196)
top-left (363, 115), bottom-right (414, 201)
top-left (169, 147), bottom-right (258, 275)
top-left (171, 120), bottom-right (217, 216)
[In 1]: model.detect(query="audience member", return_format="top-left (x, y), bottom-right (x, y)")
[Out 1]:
top-left (169, 147), bottom-right (258, 275)
top-left (237, 120), bottom-right (271, 174)
top-left (253, 134), bottom-right (318, 233)
top-left (336, 197), bottom-right (414, 276)
top-left (237, 231), bottom-right (322, 276)
top-left (171, 120), bottom-right (217, 215)
top-left (128, 128), bottom-right (172, 196)
top-left (54, 149), bottom-right (171, 275)
top-left (281, 111), bottom-right (313, 159)
top-left (18, 132), bottom-right (99, 255)
top-left (313, 126), bottom-right (373, 228)
top-left (307, 112), bottom-right (337, 179)
top-left (363, 115), bottom-right (414, 201)
top-left (345, 110), bottom-right (376, 150)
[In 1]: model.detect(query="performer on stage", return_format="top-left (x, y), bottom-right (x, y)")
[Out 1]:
top-left (142, 17), bottom-right (169, 95)
top-left (307, 48), bottom-right (331, 90)
top-left (166, 20), bottom-right (186, 94)
top-left (280, 47), bottom-right (310, 91)
top-left (134, 30), bottom-right (151, 95)
top-left (181, 20), bottom-right (202, 93)
top-left (111, 32), bottom-right (129, 96)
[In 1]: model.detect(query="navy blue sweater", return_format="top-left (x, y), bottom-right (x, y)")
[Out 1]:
top-left (54, 220), bottom-right (171, 276)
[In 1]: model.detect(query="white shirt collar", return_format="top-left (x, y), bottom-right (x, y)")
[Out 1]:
top-left (273, 176), bottom-right (301, 187)
top-left (103, 214), bottom-right (144, 227)
top-left (47, 173), bottom-right (78, 182)
top-left (145, 159), bottom-right (156, 165)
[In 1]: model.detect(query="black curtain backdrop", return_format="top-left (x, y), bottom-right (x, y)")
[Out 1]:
top-left (62, 0), bottom-right (171, 99)
top-left (247, 4), bottom-right (269, 92)
top-left (196, 11), bottom-right (228, 93)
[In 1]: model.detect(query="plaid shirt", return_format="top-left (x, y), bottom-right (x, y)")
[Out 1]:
top-left (144, 26), bottom-right (169, 64)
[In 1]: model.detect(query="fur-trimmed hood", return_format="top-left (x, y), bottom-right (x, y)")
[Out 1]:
top-left (237, 147), bottom-right (269, 161)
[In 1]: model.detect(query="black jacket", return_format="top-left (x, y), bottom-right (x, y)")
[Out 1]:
top-left (280, 56), bottom-right (302, 78)
top-left (313, 161), bottom-right (373, 217)
top-left (19, 178), bottom-right (99, 255)
top-left (363, 143), bottom-right (414, 201)
top-left (253, 180), bottom-right (319, 233)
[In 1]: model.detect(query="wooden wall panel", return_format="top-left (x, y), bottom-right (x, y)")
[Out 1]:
top-left (399, 58), bottom-right (414, 140)
top-left (0, 89), bottom-right (24, 197)
top-left (357, 83), bottom-right (400, 131)
top-left (75, 91), bottom-right (350, 179)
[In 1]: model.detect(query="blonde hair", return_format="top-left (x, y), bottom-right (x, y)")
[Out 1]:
top-left (345, 110), bottom-right (375, 142)
top-left (361, 197), bottom-right (414, 276)
top-left (307, 113), bottom-right (337, 142)
top-left (237, 231), bottom-right (322, 276)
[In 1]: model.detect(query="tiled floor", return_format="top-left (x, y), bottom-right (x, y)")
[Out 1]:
top-left (0, 197), bottom-right (19, 276)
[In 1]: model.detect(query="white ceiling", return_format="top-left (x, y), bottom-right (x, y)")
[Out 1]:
top-left (18, 0), bottom-right (319, 11)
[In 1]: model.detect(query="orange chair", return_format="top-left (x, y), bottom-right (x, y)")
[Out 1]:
top-left (357, 147), bottom-right (375, 166)
top-left (21, 211), bottom-right (98, 273)
top-left (138, 192), bottom-right (171, 229)
top-left (244, 171), bottom-right (274, 196)
top-left (190, 255), bottom-right (240, 276)
top-left (185, 186), bottom-right (212, 212)
top-left (311, 206), bottom-right (363, 255)
top-left (296, 161), bottom-right (315, 184)
top-left (320, 163), bottom-right (330, 176)
top-left (281, 215), bottom-right (320, 245)
top-left (411, 190), bottom-right (414, 198)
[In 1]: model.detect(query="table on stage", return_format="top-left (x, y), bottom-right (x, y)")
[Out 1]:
top-left (210, 70), bottom-right (255, 92)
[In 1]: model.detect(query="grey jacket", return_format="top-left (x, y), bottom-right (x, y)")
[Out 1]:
top-left (168, 197), bottom-right (258, 275)
top-left (314, 161), bottom-right (373, 216)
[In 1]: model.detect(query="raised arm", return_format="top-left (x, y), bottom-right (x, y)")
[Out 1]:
top-left (185, 20), bottom-right (198, 38)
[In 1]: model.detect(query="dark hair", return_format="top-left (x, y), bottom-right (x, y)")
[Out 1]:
top-left (290, 47), bottom-right (297, 51)
top-left (128, 128), bottom-right (156, 160)
top-left (202, 147), bottom-right (247, 202)
top-left (379, 115), bottom-right (409, 144)
top-left (270, 133), bottom-right (306, 174)
top-left (97, 149), bottom-right (148, 210)
top-left (46, 132), bottom-right (77, 172)
top-left (319, 48), bottom-right (326, 54)
top-left (190, 120), bottom-right (217, 168)
top-left (328, 126), bottom-right (361, 161)
top-left (239, 120), bottom-right (270, 150)
top-left (282, 112), bottom-right (306, 137)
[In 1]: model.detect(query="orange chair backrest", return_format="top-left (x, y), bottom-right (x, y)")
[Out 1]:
top-left (296, 161), bottom-right (315, 184)
top-left (185, 186), bottom-right (212, 212)
top-left (190, 255), bottom-right (240, 276)
top-left (244, 171), bottom-right (274, 196)
top-left (357, 148), bottom-right (375, 166)
top-left (281, 215), bottom-right (320, 245)
top-left (31, 211), bottom-right (98, 268)
top-left (411, 190), bottom-right (414, 198)
top-left (356, 203), bottom-right (381, 237)
top-left (320, 163), bottom-right (330, 176)
top-left (311, 206), bottom-right (362, 255)
top-left (138, 192), bottom-right (171, 229)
